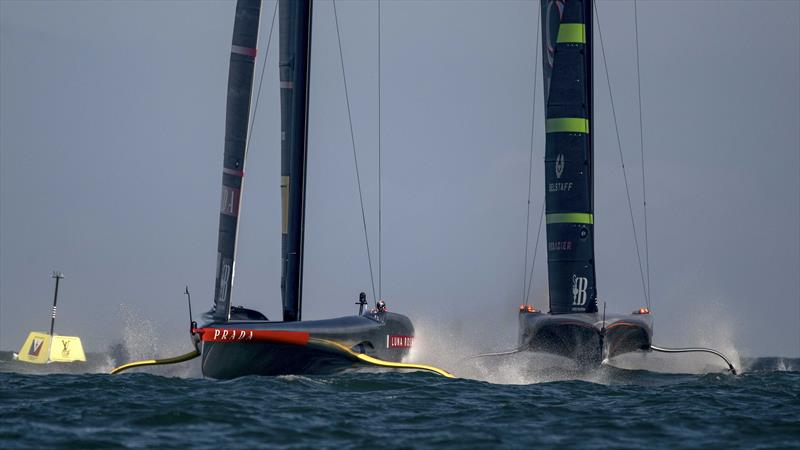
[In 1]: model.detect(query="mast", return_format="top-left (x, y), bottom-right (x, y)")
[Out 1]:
top-left (540, 0), bottom-right (598, 314)
top-left (279, 0), bottom-right (313, 322)
top-left (212, 0), bottom-right (262, 322)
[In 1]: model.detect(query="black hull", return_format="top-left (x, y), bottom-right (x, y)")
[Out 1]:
top-left (518, 312), bottom-right (652, 366)
top-left (201, 312), bottom-right (413, 379)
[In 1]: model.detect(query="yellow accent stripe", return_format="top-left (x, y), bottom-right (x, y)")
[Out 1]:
top-left (109, 339), bottom-right (455, 379)
top-left (110, 350), bottom-right (200, 374)
top-left (312, 338), bottom-right (456, 378)
top-left (546, 118), bottom-right (589, 134)
top-left (546, 213), bottom-right (594, 224)
top-left (355, 353), bottom-right (456, 378)
top-left (557, 23), bottom-right (586, 44)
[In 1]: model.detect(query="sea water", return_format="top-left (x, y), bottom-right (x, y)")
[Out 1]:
top-left (1, 356), bottom-right (798, 449)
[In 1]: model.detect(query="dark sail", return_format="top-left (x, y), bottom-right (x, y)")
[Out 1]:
top-left (540, 0), bottom-right (598, 314)
top-left (212, 0), bottom-right (263, 322)
top-left (279, 0), bottom-right (313, 322)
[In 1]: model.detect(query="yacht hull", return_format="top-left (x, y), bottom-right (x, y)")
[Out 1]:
top-left (518, 311), bottom-right (652, 366)
top-left (200, 312), bottom-right (413, 379)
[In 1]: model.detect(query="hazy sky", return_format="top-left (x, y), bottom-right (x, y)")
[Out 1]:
top-left (1, 0), bottom-right (798, 359)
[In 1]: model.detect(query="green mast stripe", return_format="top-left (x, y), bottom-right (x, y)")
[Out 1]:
top-left (556, 23), bottom-right (586, 44)
top-left (546, 213), bottom-right (594, 224)
top-left (546, 118), bottom-right (589, 134)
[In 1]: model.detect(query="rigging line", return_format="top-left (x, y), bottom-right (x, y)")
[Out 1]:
top-left (378, 0), bottom-right (382, 301)
top-left (333, 0), bottom-right (378, 304)
top-left (633, 0), bottom-right (651, 311)
top-left (525, 201), bottom-right (546, 305)
top-left (522, 6), bottom-right (542, 306)
top-left (594, 1), bottom-right (649, 306)
top-left (245, 1), bottom-right (279, 156)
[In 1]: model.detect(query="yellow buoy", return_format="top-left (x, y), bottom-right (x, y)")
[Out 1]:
top-left (16, 331), bottom-right (51, 364)
top-left (16, 332), bottom-right (86, 363)
top-left (15, 272), bottom-right (86, 364)
top-left (48, 335), bottom-right (86, 362)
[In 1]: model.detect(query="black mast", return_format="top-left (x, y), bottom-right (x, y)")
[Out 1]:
top-left (540, 0), bottom-right (598, 314)
top-left (212, 0), bottom-right (262, 322)
top-left (279, 0), bottom-right (313, 322)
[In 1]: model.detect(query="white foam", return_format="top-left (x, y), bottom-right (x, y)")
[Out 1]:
top-left (406, 295), bottom-right (745, 383)
top-left (105, 303), bottom-right (201, 378)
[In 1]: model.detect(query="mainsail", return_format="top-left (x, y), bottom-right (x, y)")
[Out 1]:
top-left (279, 0), bottom-right (313, 322)
top-left (540, 0), bottom-right (598, 314)
top-left (212, 0), bottom-right (263, 321)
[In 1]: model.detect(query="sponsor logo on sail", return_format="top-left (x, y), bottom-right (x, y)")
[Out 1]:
top-left (548, 241), bottom-right (573, 251)
top-left (549, 182), bottom-right (573, 192)
top-left (28, 338), bottom-right (44, 356)
top-left (387, 335), bottom-right (413, 349)
top-left (555, 153), bottom-right (565, 179)
top-left (220, 186), bottom-right (241, 217)
top-left (572, 274), bottom-right (588, 306)
top-left (217, 259), bottom-right (232, 309)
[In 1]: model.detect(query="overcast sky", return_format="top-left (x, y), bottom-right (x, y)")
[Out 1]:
top-left (1, 0), bottom-right (798, 360)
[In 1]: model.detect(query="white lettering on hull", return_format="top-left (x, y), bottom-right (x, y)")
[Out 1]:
top-left (208, 329), bottom-right (255, 342)
top-left (387, 335), bottom-right (413, 349)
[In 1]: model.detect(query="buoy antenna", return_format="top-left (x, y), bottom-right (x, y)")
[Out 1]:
top-left (49, 271), bottom-right (64, 336)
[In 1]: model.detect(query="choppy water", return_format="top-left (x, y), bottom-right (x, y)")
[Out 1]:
top-left (1, 356), bottom-right (798, 449)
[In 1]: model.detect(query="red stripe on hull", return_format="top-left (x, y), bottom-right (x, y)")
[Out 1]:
top-left (194, 328), bottom-right (310, 346)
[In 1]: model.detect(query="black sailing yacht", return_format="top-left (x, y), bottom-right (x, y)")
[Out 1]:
top-left (517, 0), bottom-right (736, 373)
top-left (517, 0), bottom-right (652, 366)
top-left (199, 0), bottom-right (417, 379)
